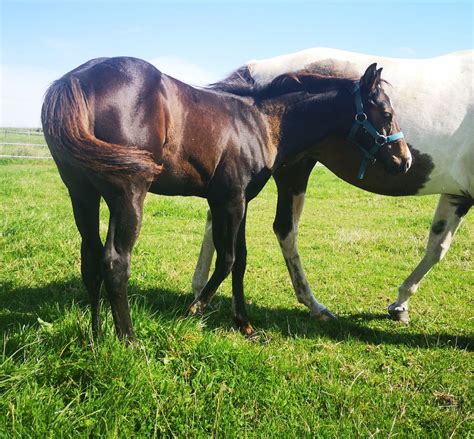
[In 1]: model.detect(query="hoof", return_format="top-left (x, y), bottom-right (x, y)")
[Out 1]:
top-left (311, 308), bottom-right (337, 321)
top-left (240, 323), bottom-right (258, 340)
top-left (235, 318), bottom-right (258, 340)
top-left (188, 300), bottom-right (206, 316)
top-left (388, 304), bottom-right (410, 324)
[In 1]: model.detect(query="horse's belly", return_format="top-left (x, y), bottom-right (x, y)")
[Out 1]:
top-left (149, 167), bottom-right (207, 197)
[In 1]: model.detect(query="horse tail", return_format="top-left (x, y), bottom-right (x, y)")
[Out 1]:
top-left (41, 76), bottom-right (162, 181)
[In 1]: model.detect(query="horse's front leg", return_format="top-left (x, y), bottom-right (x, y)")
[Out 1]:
top-left (230, 205), bottom-right (256, 337)
top-left (192, 209), bottom-right (214, 298)
top-left (273, 159), bottom-right (336, 320)
top-left (189, 198), bottom-right (246, 319)
top-left (388, 193), bottom-right (471, 323)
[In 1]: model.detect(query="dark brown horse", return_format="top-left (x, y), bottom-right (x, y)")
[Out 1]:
top-left (42, 57), bottom-right (411, 339)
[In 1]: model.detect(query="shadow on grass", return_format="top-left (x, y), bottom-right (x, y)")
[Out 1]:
top-left (0, 279), bottom-right (86, 330)
top-left (1, 279), bottom-right (472, 351)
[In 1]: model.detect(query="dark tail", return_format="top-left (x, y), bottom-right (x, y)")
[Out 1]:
top-left (41, 76), bottom-right (162, 181)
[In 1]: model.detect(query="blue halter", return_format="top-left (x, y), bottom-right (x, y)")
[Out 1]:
top-left (347, 83), bottom-right (404, 179)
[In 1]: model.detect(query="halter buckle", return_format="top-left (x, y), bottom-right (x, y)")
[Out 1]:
top-left (375, 134), bottom-right (387, 145)
top-left (355, 112), bottom-right (367, 123)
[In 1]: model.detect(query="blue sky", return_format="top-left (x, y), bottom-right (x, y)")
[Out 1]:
top-left (1, 0), bottom-right (472, 126)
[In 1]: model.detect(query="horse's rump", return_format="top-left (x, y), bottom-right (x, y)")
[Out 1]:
top-left (41, 73), bottom-right (162, 181)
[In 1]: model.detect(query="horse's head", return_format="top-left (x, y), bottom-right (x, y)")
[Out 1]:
top-left (349, 63), bottom-right (412, 178)
top-left (264, 64), bottom-right (412, 179)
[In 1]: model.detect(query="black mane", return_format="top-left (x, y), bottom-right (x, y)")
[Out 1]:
top-left (210, 66), bottom-right (358, 101)
top-left (208, 65), bottom-right (255, 96)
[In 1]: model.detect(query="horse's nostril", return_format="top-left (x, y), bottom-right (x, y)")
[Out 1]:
top-left (392, 160), bottom-right (410, 175)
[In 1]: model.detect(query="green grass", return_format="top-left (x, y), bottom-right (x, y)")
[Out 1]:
top-left (0, 159), bottom-right (472, 437)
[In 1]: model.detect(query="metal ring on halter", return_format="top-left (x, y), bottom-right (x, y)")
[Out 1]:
top-left (355, 113), bottom-right (367, 123)
top-left (375, 134), bottom-right (387, 145)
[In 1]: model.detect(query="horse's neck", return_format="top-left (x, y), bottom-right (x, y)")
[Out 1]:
top-left (262, 90), bottom-right (344, 168)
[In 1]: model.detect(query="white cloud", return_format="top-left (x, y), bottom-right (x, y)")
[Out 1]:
top-left (149, 56), bottom-right (220, 86)
top-left (0, 65), bottom-right (59, 127)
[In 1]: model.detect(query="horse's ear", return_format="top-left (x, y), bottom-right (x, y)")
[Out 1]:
top-left (375, 67), bottom-right (383, 88)
top-left (361, 63), bottom-right (381, 91)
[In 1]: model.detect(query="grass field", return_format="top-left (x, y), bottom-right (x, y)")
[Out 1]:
top-left (0, 156), bottom-right (472, 437)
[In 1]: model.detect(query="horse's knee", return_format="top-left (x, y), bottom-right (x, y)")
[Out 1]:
top-left (224, 257), bottom-right (235, 276)
top-left (273, 205), bottom-right (293, 240)
top-left (233, 248), bottom-right (247, 272)
top-left (217, 254), bottom-right (235, 277)
top-left (102, 248), bottom-right (130, 288)
top-left (273, 220), bottom-right (290, 242)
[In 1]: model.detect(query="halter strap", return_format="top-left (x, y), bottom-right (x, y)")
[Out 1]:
top-left (347, 83), bottom-right (405, 179)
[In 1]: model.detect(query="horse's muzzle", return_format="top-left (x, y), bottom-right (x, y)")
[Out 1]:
top-left (386, 155), bottom-right (412, 175)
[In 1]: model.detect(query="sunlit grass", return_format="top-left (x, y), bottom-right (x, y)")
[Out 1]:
top-left (0, 159), bottom-right (472, 437)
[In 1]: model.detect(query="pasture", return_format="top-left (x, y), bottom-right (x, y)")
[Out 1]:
top-left (0, 147), bottom-right (472, 436)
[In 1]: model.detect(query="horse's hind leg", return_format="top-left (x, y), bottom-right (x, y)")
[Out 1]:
top-left (58, 165), bottom-right (104, 338)
top-left (273, 159), bottom-right (336, 320)
top-left (101, 180), bottom-right (149, 340)
top-left (388, 193), bottom-right (471, 323)
top-left (70, 188), bottom-right (104, 337)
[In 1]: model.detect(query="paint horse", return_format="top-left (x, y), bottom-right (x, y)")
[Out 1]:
top-left (42, 57), bottom-right (410, 338)
top-left (193, 48), bottom-right (473, 323)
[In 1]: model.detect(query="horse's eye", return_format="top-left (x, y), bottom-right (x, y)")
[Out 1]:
top-left (383, 111), bottom-right (392, 121)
